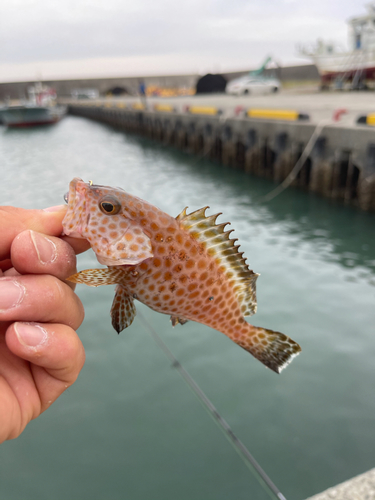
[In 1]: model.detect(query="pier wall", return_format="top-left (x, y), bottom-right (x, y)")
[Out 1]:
top-left (68, 102), bottom-right (375, 211)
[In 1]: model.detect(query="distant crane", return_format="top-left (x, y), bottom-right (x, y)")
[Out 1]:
top-left (249, 56), bottom-right (273, 76)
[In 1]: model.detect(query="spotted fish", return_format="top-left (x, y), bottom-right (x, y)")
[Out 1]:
top-left (62, 178), bottom-right (301, 373)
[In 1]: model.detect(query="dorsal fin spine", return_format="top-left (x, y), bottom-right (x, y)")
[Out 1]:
top-left (175, 207), bottom-right (188, 222)
top-left (205, 233), bottom-right (235, 249)
top-left (184, 207), bottom-right (209, 224)
top-left (191, 219), bottom-right (226, 232)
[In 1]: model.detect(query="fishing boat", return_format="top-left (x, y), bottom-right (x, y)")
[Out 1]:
top-left (0, 83), bottom-right (66, 127)
top-left (299, 3), bottom-right (375, 89)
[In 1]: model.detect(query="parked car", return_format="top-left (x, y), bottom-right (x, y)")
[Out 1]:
top-left (71, 88), bottom-right (99, 99)
top-left (226, 76), bottom-right (281, 95)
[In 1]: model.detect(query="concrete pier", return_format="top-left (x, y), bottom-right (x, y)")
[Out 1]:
top-left (306, 467), bottom-right (375, 500)
top-left (67, 92), bottom-right (375, 211)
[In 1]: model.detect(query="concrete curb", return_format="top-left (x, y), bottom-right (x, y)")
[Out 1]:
top-left (306, 468), bottom-right (375, 500)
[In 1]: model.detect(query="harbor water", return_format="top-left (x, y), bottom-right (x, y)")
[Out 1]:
top-left (0, 116), bottom-right (374, 500)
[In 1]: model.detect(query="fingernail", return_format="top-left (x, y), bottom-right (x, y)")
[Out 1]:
top-left (15, 322), bottom-right (48, 347)
top-left (43, 205), bottom-right (67, 212)
top-left (30, 231), bottom-right (57, 264)
top-left (0, 279), bottom-right (25, 311)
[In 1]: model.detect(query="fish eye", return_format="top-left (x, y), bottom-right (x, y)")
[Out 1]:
top-left (99, 196), bottom-right (121, 215)
top-left (63, 192), bottom-right (69, 204)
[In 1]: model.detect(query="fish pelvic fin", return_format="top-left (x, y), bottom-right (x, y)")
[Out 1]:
top-left (111, 285), bottom-right (136, 333)
top-left (234, 324), bottom-right (301, 374)
top-left (67, 267), bottom-right (125, 287)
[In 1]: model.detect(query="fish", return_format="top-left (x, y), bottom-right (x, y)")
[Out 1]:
top-left (62, 178), bottom-right (301, 373)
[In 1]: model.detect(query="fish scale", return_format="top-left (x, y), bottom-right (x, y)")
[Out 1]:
top-left (63, 178), bottom-right (301, 373)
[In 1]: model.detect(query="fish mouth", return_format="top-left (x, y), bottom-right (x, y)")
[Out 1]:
top-left (62, 177), bottom-right (90, 238)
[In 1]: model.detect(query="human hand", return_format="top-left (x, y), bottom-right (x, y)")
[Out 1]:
top-left (0, 206), bottom-right (90, 443)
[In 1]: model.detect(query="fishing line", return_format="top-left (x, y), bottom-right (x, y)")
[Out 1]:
top-left (138, 311), bottom-right (287, 500)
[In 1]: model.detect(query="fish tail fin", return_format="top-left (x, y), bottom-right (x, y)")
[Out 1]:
top-left (234, 324), bottom-right (301, 373)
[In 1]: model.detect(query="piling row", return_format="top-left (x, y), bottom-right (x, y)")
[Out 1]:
top-left (69, 102), bottom-right (375, 211)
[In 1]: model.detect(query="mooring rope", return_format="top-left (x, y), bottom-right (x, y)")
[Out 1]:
top-left (188, 116), bottom-right (330, 205)
top-left (260, 119), bottom-right (329, 203)
top-left (138, 311), bottom-right (287, 500)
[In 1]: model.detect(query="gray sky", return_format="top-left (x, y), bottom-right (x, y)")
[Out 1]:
top-left (0, 0), bottom-right (360, 82)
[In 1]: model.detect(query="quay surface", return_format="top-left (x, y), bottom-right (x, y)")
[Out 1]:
top-left (306, 467), bottom-right (375, 500)
top-left (67, 91), bottom-right (375, 211)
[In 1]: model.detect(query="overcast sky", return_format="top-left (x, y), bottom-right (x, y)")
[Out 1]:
top-left (0, 0), bottom-right (362, 82)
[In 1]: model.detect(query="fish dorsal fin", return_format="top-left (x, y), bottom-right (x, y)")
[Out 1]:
top-left (176, 207), bottom-right (259, 316)
top-left (175, 207), bottom-right (189, 222)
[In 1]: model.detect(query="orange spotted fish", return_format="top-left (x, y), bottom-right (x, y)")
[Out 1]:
top-left (62, 178), bottom-right (301, 373)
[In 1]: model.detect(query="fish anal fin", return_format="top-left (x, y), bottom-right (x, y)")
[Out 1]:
top-left (170, 315), bottom-right (189, 327)
top-left (67, 267), bottom-right (125, 287)
top-left (234, 325), bottom-right (301, 374)
top-left (111, 285), bottom-right (136, 333)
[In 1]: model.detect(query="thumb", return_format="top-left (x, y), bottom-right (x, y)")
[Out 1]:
top-left (0, 205), bottom-right (67, 260)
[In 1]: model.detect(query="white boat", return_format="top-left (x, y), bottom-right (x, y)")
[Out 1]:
top-left (299, 3), bottom-right (375, 89)
top-left (0, 83), bottom-right (66, 127)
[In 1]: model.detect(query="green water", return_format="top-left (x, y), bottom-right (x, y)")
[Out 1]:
top-left (0, 116), bottom-right (374, 500)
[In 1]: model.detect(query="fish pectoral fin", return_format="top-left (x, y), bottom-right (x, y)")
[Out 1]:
top-left (111, 285), bottom-right (137, 333)
top-left (170, 315), bottom-right (189, 327)
top-left (66, 267), bottom-right (125, 287)
top-left (234, 325), bottom-right (301, 374)
top-left (98, 221), bottom-right (153, 266)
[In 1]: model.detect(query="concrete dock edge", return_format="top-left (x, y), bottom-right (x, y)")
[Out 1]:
top-left (306, 468), bottom-right (375, 500)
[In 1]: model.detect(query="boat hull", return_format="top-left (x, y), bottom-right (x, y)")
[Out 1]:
top-left (0, 105), bottom-right (66, 127)
top-left (309, 52), bottom-right (375, 83)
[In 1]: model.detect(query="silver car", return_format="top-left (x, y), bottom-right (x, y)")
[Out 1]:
top-left (226, 76), bottom-right (281, 95)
